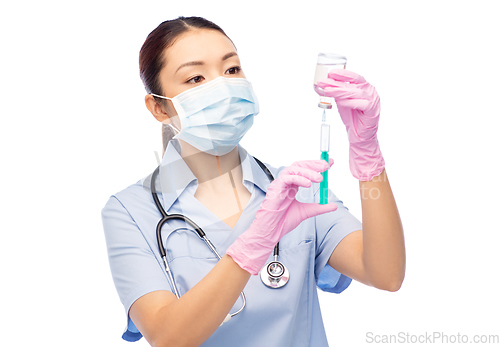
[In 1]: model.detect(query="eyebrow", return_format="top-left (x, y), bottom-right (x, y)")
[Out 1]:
top-left (175, 52), bottom-right (238, 74)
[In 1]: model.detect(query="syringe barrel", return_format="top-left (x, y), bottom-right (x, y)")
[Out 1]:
top-left (320, 123), bottom-right (330, 152)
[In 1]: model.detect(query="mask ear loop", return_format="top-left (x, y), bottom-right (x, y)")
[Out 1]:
top-left (150, 93), bottom-right (171, 100)
top-left (151, 93), bottom-right (182, 133)
top-left (168, 123), bottom-right (180, 134)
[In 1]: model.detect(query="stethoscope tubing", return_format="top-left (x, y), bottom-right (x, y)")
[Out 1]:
top-left (152, 166), bottom-right (247, 313)
top-left (151, 156), bottom-right (286, 318)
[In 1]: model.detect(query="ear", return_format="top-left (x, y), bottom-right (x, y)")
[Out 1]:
top-left (145, 94), bottom-right (172, 124)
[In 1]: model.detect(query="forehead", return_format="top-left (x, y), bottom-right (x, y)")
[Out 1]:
top-left (163, 29), bottom-right (236, 72)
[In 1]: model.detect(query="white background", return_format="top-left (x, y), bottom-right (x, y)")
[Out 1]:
top-left (1, 1), bottom-right (499, 346)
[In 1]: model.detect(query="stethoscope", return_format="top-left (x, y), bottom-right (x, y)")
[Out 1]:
top-left (150, 156), bottom-right (290, 321)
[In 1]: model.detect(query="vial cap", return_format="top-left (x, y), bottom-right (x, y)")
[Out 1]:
top-left (318, 102), bottom-right (333, 109)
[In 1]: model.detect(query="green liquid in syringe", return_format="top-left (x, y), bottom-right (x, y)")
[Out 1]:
top-left (319, 109), bottom-right (330, 205)
top-left (320, 150), bottom-right (329, 204)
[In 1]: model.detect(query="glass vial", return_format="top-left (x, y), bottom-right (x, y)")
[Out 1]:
top-left (313, 53), bottom-right (347, 109)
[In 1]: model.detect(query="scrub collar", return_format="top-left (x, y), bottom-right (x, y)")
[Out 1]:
top-left (146, 139), bottom-right (272, 212)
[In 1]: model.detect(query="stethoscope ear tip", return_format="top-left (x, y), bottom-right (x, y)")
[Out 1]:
top-left (220, 313), bottom-right (232, 326)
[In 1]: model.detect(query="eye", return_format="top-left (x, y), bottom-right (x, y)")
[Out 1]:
top-left (225, 66), bottom-right (242, 75)
top-left (186, 75), bottom-right (204, 84)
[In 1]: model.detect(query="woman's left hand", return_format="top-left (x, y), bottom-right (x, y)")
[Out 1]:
top-left (317, 70), bottom-right (385, 181)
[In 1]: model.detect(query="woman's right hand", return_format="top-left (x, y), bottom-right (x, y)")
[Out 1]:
top-left (226, 159), bottom-right (338, 275)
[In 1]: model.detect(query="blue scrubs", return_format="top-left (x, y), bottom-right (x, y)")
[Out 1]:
top-left (101, 139), bottom-right (362, 346)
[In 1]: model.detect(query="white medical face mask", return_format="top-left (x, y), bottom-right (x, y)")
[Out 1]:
top-left (151, 77), bottom-right (259, 156)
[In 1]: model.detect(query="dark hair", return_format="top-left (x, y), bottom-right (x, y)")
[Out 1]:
top-left (139, 16), bottom-right (231, 96)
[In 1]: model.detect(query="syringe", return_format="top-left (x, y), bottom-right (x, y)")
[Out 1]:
top-left (320, 109), bottom-right (330, 204)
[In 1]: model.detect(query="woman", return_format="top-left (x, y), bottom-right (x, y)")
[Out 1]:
top-left (101, 16), bottom-right (405, 347)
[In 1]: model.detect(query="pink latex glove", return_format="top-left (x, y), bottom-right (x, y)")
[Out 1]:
top-left (226, 159), bottom-right (338, 275)
top-left (317, 70), bottom-right (385, 181)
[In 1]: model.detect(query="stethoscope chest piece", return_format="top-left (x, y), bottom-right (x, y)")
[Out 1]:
top-left (260, 261), bottom-right (290, 289)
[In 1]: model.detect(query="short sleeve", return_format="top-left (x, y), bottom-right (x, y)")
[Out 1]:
top-left (101, 196), bottom-right (171, 341)
top-left (314, 188), bottom-right (362, 293)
